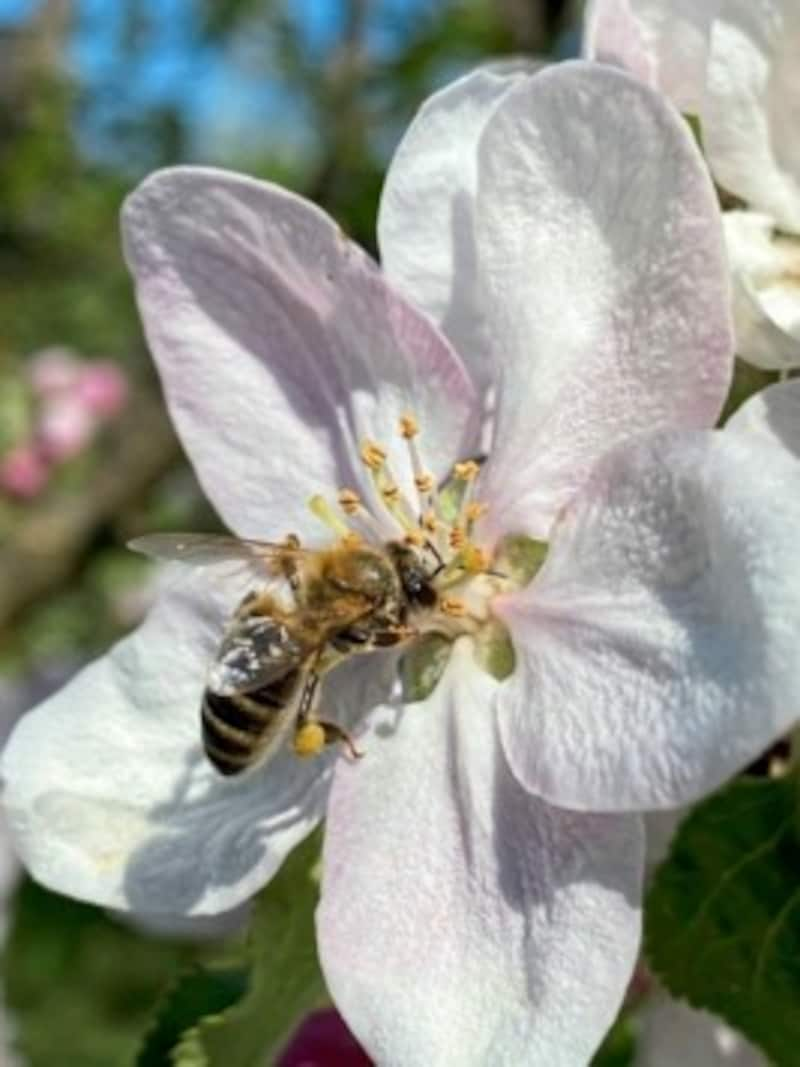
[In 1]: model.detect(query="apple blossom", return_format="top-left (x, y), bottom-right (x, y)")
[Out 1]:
top-left (584, 0), bottom-right (800, 370)
top-left (5, 60), bottom-right (800, 1065)
top-left (634, 992), bottom-right (766, 1067)
top-left (0, 443), bottom-right (49, 499)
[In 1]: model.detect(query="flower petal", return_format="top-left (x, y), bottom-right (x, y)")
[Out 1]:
top-left (705, 0), bottom-right (800, 232)
top-left (494, 430), bottom-right (800, 811)
top-left (723, 211), bottom-right (800, 370)
top-left (634, 991), bottom-right (767, 1067)
top-left (0, 566), bottom-right (334, 915)
top-left (122, 167), bottom-right (478, 539)
top-left (378, 64), bottom-right (533, 390)
top-left (583, 0), bottom-right (719, 114)
top-left (318, 641), bottom-right (644, 1067)
top-left (727, 378), bottom-right (800, 459)
top-left (474, 62), bottom-right (733, 540)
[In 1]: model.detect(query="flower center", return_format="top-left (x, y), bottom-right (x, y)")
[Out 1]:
top-left (306, 413), bottom-right (543, 698)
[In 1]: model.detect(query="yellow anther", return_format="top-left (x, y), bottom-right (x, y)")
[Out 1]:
top-left (449, 525), bottom-right (466, 550)
top-left (404, 529), bottom-right (426, 548)
top-left (414, 472), bottom-right (435, 494)
top-left (422, 510), bottom-right (439, 533)
top-left (399, 413), bottom-right (419, 439)
top-left (461, 543), bottom-right (489, 574)
top-left (441, 596), bottom-right (467, 618)
top-left (293, 721), bottom-right (326, 758)
top-left (337, 488), bottom-right (362, 515)
top-left (381, 483), bottom-right (401, 504)
top-left (465, 501), bottom-right (488, 523)
top-left (453, 460), bottom-right (480, 482)
top-left (360, 440), bottom-right (387, 471)
top-left (341, 531), bottom-right (363, 549)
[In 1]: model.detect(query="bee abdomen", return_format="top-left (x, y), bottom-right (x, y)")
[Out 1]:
top-left (201, 669), bottom-right (301, 777)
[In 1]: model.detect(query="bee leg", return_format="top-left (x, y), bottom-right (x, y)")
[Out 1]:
top-left (369, 623), bottom-right (419, 648)
top-left (318, 720), bottom-right (364, 761)
top-left (282, 533), bottom-right (302, 593)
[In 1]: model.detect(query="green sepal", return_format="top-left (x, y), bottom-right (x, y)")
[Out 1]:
top-left (645, 776), bottom-right (800, 1066)
top-left (495, 533), bottom-right (548, 586)
top-left (473, 618), bottom-right (515, 681)
top-left (400, 631), bottom-right (452, 702)
top-left (683, 112), bottom-right (703, 151)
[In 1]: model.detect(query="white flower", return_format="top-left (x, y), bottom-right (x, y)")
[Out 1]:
top-left (4, 61), bottom-right (799, 1065)
top-left (584, 0), bottom-right (800, 370)
top-left (634, 991), bottom-right (766, 1067)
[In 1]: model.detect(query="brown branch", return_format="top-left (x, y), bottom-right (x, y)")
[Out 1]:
top-left (0, 389), bottom-right (181, 629)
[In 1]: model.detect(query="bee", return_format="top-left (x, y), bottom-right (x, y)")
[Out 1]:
top-left (129, 532), bottom-right (441, 776)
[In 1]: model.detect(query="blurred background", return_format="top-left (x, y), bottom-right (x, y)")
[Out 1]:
top-left (0, 1), bottom-right (579, 1063)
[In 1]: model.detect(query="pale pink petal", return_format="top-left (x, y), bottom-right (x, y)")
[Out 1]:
top-left (727, 378), bottom-right (800, 461)
top-left (378, 64), bottom-right (533, 389)
top-left (705, 0), bottom-right (800, 233)
top-left (27, 346), bottom-right (82, 396)
top-left (76, 362), bottom-right (129, 418)
top-left (0, 565), bottom-right (335, 915)
top-left (474, 63), bottom-right (732, 541)
top-left (635, 991), bottom-right (767, 1067)
top-left (584, 0), bottom-right (720, 114)
top-left (318, 642), bottom-right (644, 1067)
top-left (723, 211), bottom-right (800, 369)
top-left (122, 167), bottom-right (478, 540)
top-left (37, 396), bottom-right (96, 461)
top-left (494, 430), bottom-right (800, 811)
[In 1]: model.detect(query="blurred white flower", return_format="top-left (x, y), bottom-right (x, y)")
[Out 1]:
top-left (584, 0), bottom-right (800, 370)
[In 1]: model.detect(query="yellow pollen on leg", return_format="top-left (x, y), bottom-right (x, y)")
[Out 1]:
top-left (399, 413), bottom-right (419, 439)
top-left (360, 440), bottom-right (388, 471)
top-left (293, 721), bottom-right (327, 758)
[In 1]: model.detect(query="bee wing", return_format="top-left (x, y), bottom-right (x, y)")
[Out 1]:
top-left (128, 532), bottom-right (311, 568)
top-left (207, 615), bottom-right (310, 696)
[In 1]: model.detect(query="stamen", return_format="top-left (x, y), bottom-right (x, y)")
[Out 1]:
top-left (404, 529), bottom-right (426, 548)
top-left (360, 440), bottom-right (387, 471)
top-left (337, 488), bottom-right (362, 516)
top-left (465, 501), bottom-right (488, 523)
top-left (414, 473), bottom-right (435, 495)
top-left (441, 596), bottom-right (467, 617)
top-left (309, 494), bottom-right (351, 538)
top-left (453, 460), bottom-right (480, 482)
top-left (461, 543), bottom-right (489, 574)
top-left (399, 413), bottom-right (419, 439)
top-left (381, 483), bottom-right (401, 505)
top-left (422, 510), bottom-right (439, 533)
top-left (449, 526), bottom-right (466, 550)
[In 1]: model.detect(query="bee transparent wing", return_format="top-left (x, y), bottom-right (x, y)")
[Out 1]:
top-left (207, 615), bottom-right (309, 696)
top-left (128, 532), bottom-right (309, 567)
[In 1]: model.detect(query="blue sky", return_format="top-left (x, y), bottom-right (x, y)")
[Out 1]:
top-left (0, 0), bottom-right (439, 163)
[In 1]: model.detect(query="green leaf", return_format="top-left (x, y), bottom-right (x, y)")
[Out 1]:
top-left (590, 1011), bottom-right (636, 1067)
top-left (2, 878), bottom-right (210, 1067)
top-left (645, 777), bottom-right (800, 1066)
top-left (140, 829), bottom-right (327, 1067)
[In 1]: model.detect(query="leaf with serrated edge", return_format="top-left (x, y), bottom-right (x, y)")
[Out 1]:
top-left (169, 829), bottom-right (326, 1067)
top-left (645, 777), bottom-right (800, 1066)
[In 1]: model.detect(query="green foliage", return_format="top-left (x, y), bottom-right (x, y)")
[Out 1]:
top-left (3, 879), bottom-right (213, 1067)
top-left (591, 1013), bottom-right (636, 1067)
top-left (137, 830), bottom-right (326, 1067)
top-left (645, 776), bottom-right (800, 1066)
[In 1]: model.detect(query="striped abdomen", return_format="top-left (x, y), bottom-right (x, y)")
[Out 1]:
top-left (201, 668), bottom-right (302, 776)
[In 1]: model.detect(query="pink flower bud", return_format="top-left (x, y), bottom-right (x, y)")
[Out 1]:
top-left (75, 362), bottom-right (129, 419)
top-left (27, 347), bottom-right (82, 396)
top-left (0, 444), bottom-right (49, 499)
top-left (277, 1010), bottom-right (372, 1067)
top-left (38, 397), bottom-right (95, 462)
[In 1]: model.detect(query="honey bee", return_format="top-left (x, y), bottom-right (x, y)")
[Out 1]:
top-left (129, 532), bottom-right (441, 776)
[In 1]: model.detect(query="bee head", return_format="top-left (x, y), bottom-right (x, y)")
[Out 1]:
top-left (386, 542), bottom-right (438, 609)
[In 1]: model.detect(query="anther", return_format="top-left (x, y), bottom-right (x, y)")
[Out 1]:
top-left (449, 526), bottom-right (466, 550)
top-left (422, 510), bottom-right (439, 533)
top-left (399, 413), bottom-right (419, 439)
top-left (461, 543), bottom-right (489, 574)
top-left (414, 472), bottom-right (435, 494)
top-left (453, 460), bottom-right (480, 482)
top-left (341, 531), bottom-right (363, 549)
top-left (465, 501), bottom-right (488, 523)
top-left (381, 483), bottom-right (401, 504)
top-left (360, 440), bottom-right (387, 471)
top-left (441, 596), bottom-right (468, 617)
top-left (404, 529), bottom-right (426, 547)
top-left (337, 488), bottom-right (362, 515)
